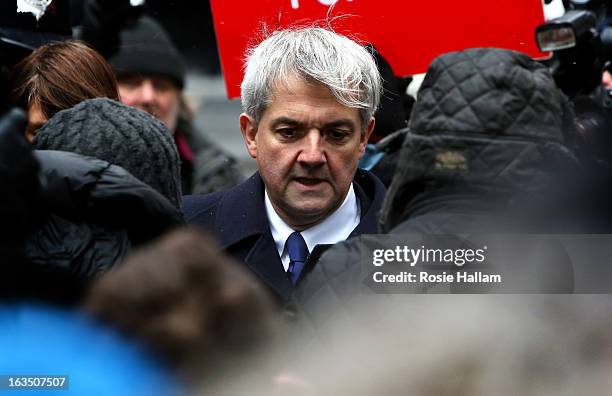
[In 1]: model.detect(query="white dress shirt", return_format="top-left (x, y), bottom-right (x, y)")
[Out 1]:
top-left (265, 183), bottom-right (361, 271)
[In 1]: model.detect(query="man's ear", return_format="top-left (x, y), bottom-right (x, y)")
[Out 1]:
top-left (240, 113), bottom-right (258, 159)
top-left (358, 117), bottom-right (376, 158)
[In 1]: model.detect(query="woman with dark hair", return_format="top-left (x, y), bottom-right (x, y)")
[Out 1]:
top-left (12, 40), bottom-right (119, 141)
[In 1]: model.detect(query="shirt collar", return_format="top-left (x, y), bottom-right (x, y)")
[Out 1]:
top-left (265, 183), bottom-right (361, 259)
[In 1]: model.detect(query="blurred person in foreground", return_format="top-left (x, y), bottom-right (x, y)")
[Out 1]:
top-left (85, 228), bottom-right (285, 394)
top-left (240, 296), bottom-right (612, 396)
top-left (183, 27), bottom-right (386, 304)
top-left (11, 40), bottom-right (119, 141)
top-left (79, 2), bottom-right (243, 194)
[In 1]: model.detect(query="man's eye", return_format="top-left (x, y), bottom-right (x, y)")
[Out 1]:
top-left (327, 129), bottom-right (350, 142)
top-left (277, 128), bottom-right (296, 138)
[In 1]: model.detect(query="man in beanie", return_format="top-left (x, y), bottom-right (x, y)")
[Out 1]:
top-left (79, 5), bottom-right (243, 195)
top-left (32, 97), bottom-right (182, 209)
top-left (107, 15), bottom-right (184, 132)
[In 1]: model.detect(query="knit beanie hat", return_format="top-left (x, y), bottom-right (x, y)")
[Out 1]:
top-left (108, 15), bottom-right (185, 89)
top-left (32, 98), bottom-right (182, 209)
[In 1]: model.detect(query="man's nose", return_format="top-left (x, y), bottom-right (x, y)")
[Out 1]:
top-left (297, 130), bottom-right (326, 166)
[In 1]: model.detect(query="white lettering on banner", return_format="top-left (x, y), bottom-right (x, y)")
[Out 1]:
top-left (17, 0), bottom-right (52, 21)
top-left (291, 0), bottom-right (354, 10)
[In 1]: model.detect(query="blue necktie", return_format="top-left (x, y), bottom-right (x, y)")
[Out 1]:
top-left (286, 232), bottom-right (309, 285)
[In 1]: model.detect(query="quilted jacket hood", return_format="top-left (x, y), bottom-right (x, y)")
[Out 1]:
top-left (380, 48), bottom-right (580, 232)
top-left (410, 47), bottom-right (564, 140)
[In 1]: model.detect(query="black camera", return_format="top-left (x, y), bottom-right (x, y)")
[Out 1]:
top-left (536, 0), bottom-right (612, 166)
top-left (536, 1), bottom-right (612, 97)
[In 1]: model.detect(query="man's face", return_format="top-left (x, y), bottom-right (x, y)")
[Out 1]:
top-left (118, 75), bottom-right (180, 132)
top-left (240, 75), bottom-right (374, 230)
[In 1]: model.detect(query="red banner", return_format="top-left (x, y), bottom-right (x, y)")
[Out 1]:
top-left (211, 0), bottom-right (548, 99)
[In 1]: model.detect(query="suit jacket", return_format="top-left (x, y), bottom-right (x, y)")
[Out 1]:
top-left (183, 169), bottom-right (386, 301)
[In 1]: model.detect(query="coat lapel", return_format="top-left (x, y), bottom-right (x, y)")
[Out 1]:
top-left (244, 232), bottom-right (293, 300)
top-left (213, 172), bottom-right (292, 300)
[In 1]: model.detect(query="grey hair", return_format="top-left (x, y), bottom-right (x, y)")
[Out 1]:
top-left (241, 27), bottom-right (382, 129)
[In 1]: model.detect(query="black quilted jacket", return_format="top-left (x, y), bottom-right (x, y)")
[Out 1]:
top-left (380, 47), bottom-right (580, 233)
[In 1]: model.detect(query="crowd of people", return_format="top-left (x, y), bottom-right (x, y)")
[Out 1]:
top-left (2, 0), bottom-right (612, 394)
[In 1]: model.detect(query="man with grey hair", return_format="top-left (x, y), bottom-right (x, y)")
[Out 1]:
top-left (183, 27), bottom-right (386, 302)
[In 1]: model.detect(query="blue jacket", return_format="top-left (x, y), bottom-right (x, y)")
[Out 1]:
top-left (183, 170), bottom-right (386, 301)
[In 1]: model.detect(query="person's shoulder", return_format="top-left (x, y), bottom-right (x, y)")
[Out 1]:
top-left (182, 190), bottom-right (226, 226)
top-left (182, 173), bottom-right (263, 227)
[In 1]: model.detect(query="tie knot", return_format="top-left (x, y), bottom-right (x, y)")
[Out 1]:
top-left (286, 232), bottom-right (308, 262)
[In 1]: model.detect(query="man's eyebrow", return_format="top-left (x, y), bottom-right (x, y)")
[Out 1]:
top-left (269, 117), bottom-right (357, 130)
top-left (323, 119), bottom-right (356, 130)
top-left (270, 117), bottom-right (300, 128)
